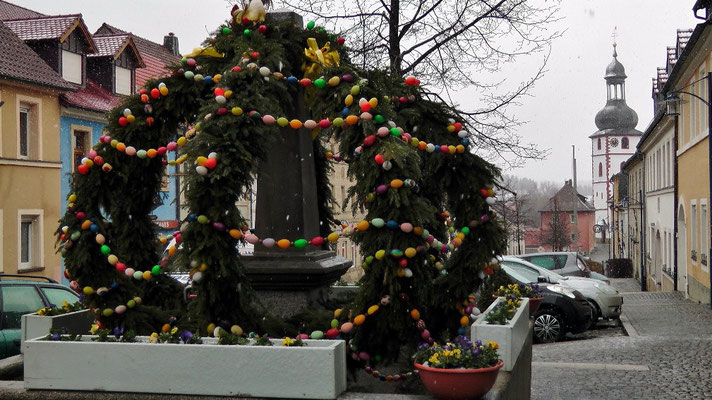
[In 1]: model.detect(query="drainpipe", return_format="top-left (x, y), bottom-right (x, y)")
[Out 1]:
top-left (674, 114), bottom-right (679, 291)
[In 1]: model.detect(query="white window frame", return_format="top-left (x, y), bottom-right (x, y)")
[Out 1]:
top-left (691, 200), bottom-right (698, 265)
top-left (70, 124), bottom-right (92, 172)
top-left (115, 65), bottom-right (132, 95)
top-left (16, 95), bottom-right (42, 160)
top-left (701, 200), bottom-right (708, 270)
top-left (17, 209), bottom-right (43, 271)
top-left (61, 49), bottom-right (82, 84)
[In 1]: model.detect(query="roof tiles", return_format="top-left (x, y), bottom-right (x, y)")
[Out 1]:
top-left (0, 0), bottom-right (44, 20)
top-left (0, 20), bottom-right (73, 90)
top-left (61, 79), bottom-right (122, 113)
top-left (4, 14), bottom-right (80, 41)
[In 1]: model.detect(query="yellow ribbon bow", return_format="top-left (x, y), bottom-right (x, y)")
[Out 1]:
top-left (184, 47), bottom-right (225, 59)
top-left (302, 38), bottom-right (340, 78)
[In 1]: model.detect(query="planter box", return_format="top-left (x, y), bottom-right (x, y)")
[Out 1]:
top-left (21, 309), bottom-right (93, 346)
top-left (24, 337), bottom-right (346, 399)
top-left (471, 297), bottom-right (529, 372)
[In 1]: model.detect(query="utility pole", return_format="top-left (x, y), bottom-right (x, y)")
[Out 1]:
top-left (572, 145), bottom-right (579, 253)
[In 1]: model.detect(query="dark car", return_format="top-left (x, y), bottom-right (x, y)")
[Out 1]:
top-left (500, 265), bottom-right (594, 343)
top-left (0, 275), bottom-right (79, 359)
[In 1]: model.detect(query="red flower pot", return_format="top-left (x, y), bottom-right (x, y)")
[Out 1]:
top-left (527, 297), bottom-right (543, 316)
top-left (414, 359), bottom-right (503, 400)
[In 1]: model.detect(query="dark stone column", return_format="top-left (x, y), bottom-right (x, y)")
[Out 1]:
top-left (242, 11), bottom-right (351, 314)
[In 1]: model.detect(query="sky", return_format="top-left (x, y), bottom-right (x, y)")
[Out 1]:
top-left (16, 0), bottom-right (704, 190)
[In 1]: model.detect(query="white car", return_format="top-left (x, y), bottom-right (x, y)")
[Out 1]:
top-left (500, 256), bottom-right (623, 321)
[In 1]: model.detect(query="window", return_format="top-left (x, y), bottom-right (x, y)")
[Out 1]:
top-left (690, 81), bottom-right (698, 138)
top-left (570, 233), bottom-right (576, 242)
top-left (62, 50), bottom-right (82, 84)
top-left (597, 138), bottom-right (601, 150)
top-left (18, 212), bottom-right (42, 270)
top-left (702, 203), bottom-right (708, 267)
top-left (40, 287), bottom-right (78, 308)
top-left (569, 213), bottom-right (575, 224)
top-left (621, 137), bottom-right (629, 149)
top-left (1, 285), bottom-right (44, 329)
top-left (692, 202), bottom-right (698, 262)
top-left (115, 66), bottom-right (132, 95)
top-left (17, 98), bottom-right (40, 159)
top-left (598, 162), bottom-right (603, 177)
top-left (72, 128), bottom-right (90, 171)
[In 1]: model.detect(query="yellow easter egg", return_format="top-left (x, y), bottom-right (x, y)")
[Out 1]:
top-left (367, 305), bottom-right (379, 315)
top-left (224, 90), bottom-right (233, 98)
top-left (231, 325), bottom-right (243, 336)
top-left (229, 229), bottom-right (242, 239)
top-left (456, 145), bottom-right (465, 153)
top-left (231, 107), bottom-right (243, 115)
top-left (199, 263), bottom-right (208, 271)
top-left (159, 86), bottom-right (169, 96)
top-left (334, 308), bottom-right (343, 318)
top-left (368, 97), bottom-right (378, 109)
top-left (81, 220), bottom-right (92, 230)
top-left (126, 115), bottom-right (135, 123)
top-left (196, 156), bottom-right (208, 166)
top-left (107, 254), bottom-right (118, 265)
top-left (460, 315), bottom-right (470, 327)
top-left (207, 323), bottom-right (216, 335)
top-left (176, 137), bottom-right (187, 146)
top-left (390, 179), bottom-right (404, 189)
top-left (277, 117), bottom-right (289, 127)
top-left (142, 271), bottom-right (152, 280)
top-left (375, 250), bottom-right (386, 260)
top-left (410, 309), bottom-right (420, 320)
top-left (327, 232), bottom-right (339, 242)
top-left (345, 94), bottom-right (353, 106)
top-left (328, 76), bottom-right (341, 87)
top-left (168, 246), bottom-right (176, 256)
top-left (350, 85), bottom-right (360, 95)
top-left (68, 194), bottom-right (77, 203)
top-left (405, 247), bottom-right (416, 258)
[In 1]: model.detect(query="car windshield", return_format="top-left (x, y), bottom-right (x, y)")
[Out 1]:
top-left (523, 255), bottom-right (567, 270)
top-left (501, 265), bottom-right (536, 284)
top-left (503, 260), bottom-right (561, 284)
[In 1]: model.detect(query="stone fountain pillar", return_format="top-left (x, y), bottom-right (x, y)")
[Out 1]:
top-left (242, 11), bottom-right (352, 317)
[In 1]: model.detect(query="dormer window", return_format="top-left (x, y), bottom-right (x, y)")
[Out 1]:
top-left (61, 31), bottom-right (87, 84)
top-left (88, 34), bottom-right (144, 96)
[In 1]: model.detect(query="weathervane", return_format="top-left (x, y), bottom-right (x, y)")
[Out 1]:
top-left (612, 27), bottom-right (618, 56)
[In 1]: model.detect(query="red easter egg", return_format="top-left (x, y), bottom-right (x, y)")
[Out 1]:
top-left (151, 88), bottom-right (160, 98)
top-left (157, 147), bottom-right (167, 156)
top-left (93, 156), bottom-right (104, 166)
top-left (360, 102), bottom-right (371, 112)
top-left (139, 88), bottom-right (147, 95)
top-left (118, 117), bottom-right (128, 126)
top-left (214, 88), bottom-right (225, 96)
top-left (251, 52), bottom-right (259, 58)
top-left (205, 158), bottom-right (217, 169)
top-left (453, 122), bottom-right (462, 131)
top-left (146, 117), bottom-right (154, 127)
top-left (232, 66), bottom-right (242, 72)
top-left (405, 76), bottom-right (417, 85)
top-left (299, 78), bottom-right (312, 87)
top-left (311, 236), bottom-right (324, 246)
top-left (363, 135), bottom-right (376, 147)
top-left (77, 165), bottom-right (89, 175)
top-left (318, 119), bottom-right (331, 129)
top-left (325, 328), bottom-right (340, 338)
top-left (374, 154), bottom-right (384, 165)
top-left (336, 37), bottom-right (345, 46)
top-left (258, 25), bottom-right (267, 34)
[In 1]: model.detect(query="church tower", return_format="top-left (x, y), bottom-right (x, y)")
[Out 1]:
top-left (590, 42), bottom-right (643, 240)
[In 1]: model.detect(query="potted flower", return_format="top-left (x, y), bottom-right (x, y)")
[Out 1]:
top-left (413, 336), bottom-right (503, 400)
top-left (495, 283), bottom-right (543, 316)
top-left (471, 296), bottom-right (529, 372)
top-left (21, 301), bottom-right (92, 347)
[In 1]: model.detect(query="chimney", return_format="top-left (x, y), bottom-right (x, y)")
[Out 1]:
top-left (163, 32), bottom-right (180, 56)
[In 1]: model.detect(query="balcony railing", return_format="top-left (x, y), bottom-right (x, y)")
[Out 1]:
top-left (702, 253), bottom-right (708, 266)
top-left (691, 249), bottom-right (698, 261)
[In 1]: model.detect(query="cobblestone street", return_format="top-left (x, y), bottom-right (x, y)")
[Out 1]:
top-left (532, 279), bottom-right (712, 399)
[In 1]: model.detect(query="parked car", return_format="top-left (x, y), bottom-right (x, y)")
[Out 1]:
top-left (501, 256), bottom-right (623, 321)
top-left (517, 252), bottom-right (609, 283)
top-left (497, 264), bottom-right (593, 343)
top-left (0, 274), bottom-right (79, 359)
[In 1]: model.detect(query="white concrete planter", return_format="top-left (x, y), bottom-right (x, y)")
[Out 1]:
top-left (24, 337), bottom-right (346, 399)
top-left (471, 297), bottom-right (529, 372)
top-left (21, 309), bottom-right (93, 347)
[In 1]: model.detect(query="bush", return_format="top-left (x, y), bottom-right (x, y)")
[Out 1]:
top-left (606, 258), bottom-right (633, 278)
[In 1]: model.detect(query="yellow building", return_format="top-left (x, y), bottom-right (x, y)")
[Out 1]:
top-left (663, 12), bottom-right (712, 303)
top-left (0, 21), bottom-right (74, 280)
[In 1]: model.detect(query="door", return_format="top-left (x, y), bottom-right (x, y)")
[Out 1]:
top-left (677, 204), bottom-right (689, 297)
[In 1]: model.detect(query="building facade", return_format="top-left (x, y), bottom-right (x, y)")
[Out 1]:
top-left (0, 19), bottom-right (75, 280)
top-left (590, 44), bottom-right (643, 242)
top-left (538, 180), bottom-right (596, 253)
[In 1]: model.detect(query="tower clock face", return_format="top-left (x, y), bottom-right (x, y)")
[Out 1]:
top-left (610, 138), bottom-right (619, 147)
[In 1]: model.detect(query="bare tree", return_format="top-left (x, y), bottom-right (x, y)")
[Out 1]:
top-left (540, 198), bottom-right (571, 251)
top-left (275, 0), bottom-right (561, 166)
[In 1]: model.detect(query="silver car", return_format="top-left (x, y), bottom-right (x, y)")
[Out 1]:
top-left (500, 256), bottom-right (623, 321)
top-left (517, 252), bottom-right (609, 284)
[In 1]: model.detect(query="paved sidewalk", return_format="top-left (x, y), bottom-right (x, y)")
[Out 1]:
top-left (532, 279), bottom-right (712, 399)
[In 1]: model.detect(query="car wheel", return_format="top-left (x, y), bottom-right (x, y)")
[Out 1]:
top-left (533, 309), bottom-right (566, 343)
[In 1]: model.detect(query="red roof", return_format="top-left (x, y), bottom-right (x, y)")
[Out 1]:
top-left (95, 23), bottom-right (180, 89)
top-left (91, 33), bottom-right (145, 67)
top-left (61, 79), bottom-right (121, 113)
top-left (0, 0), bottom-right (45, 20)
top-left (0, 20), bottom-right (74, 90)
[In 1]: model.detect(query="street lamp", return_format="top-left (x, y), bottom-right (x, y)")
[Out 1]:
top-left (665, 71), bottom-right (712, 309)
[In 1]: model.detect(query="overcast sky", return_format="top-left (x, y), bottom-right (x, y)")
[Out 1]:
top-left (18, 0), bottom-right (703, 190)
